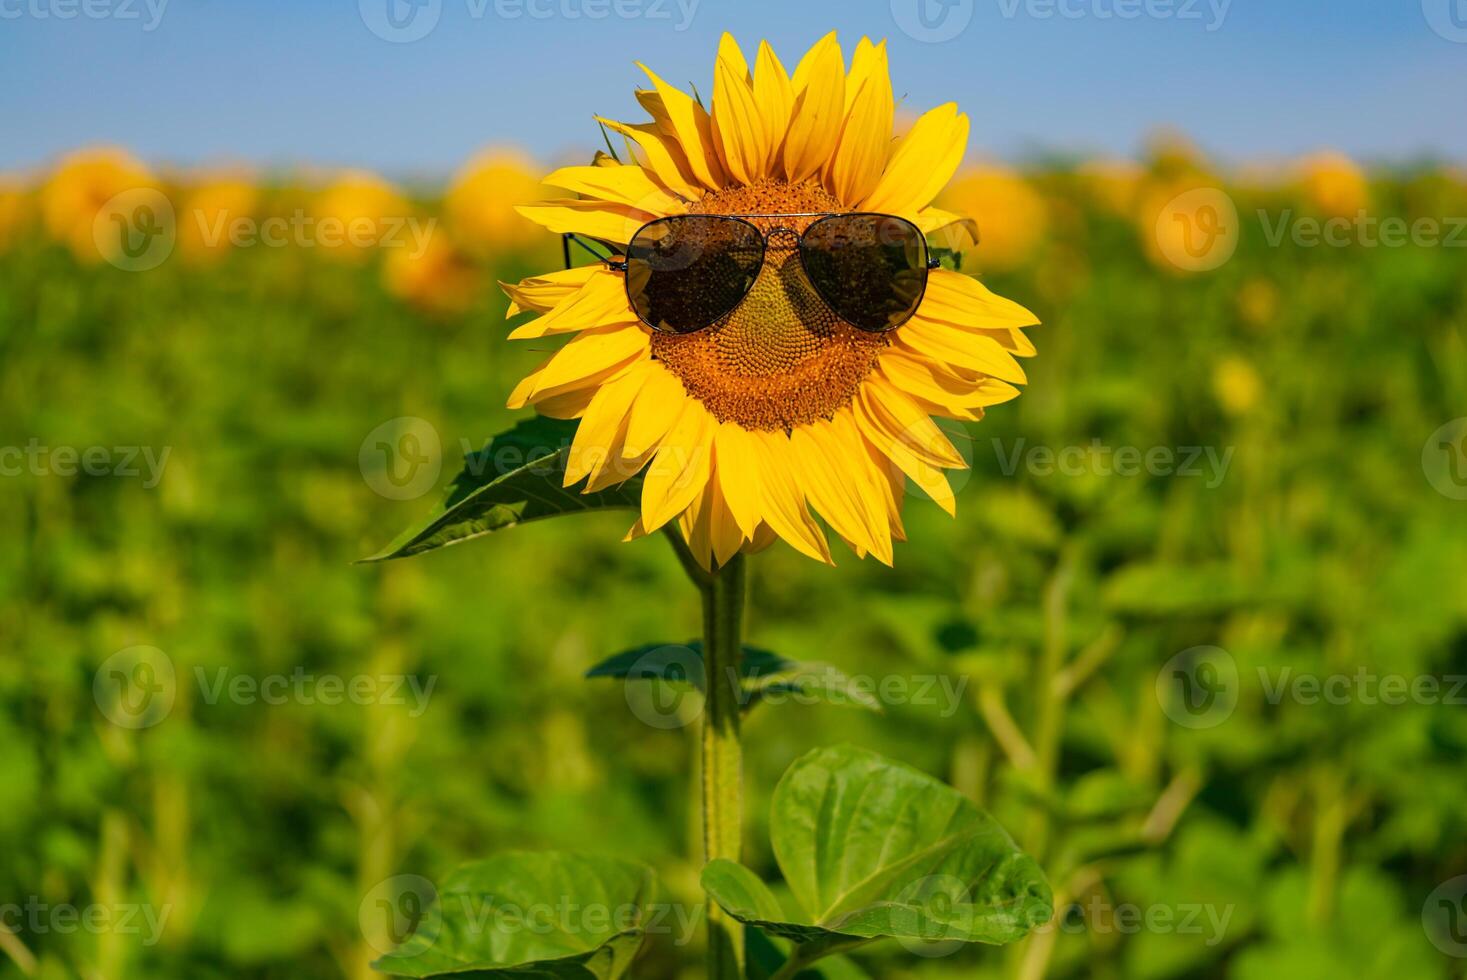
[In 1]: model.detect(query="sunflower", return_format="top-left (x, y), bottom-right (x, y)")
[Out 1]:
top-left (40, 146), bottom-right (156, 263)
top-left (938, 164), bottom-right (1048, 273)
top-left (446, 148), bottom-right (552, 256)
top-left (504, 32), bottom-right (1039, 568)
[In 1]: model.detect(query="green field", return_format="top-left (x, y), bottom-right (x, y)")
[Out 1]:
top-left (3, 157), bottom-right (1467, 979)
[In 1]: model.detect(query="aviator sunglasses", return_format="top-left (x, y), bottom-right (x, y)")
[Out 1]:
top-left (563, 212), bottom-right (941, 335)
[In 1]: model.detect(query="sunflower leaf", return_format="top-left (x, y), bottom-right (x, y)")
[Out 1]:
top-left (370, 851), bottom-right (655, 979)
top-left (584, 643), bottom-right (879, 712)
top-left (361, 416), bottom-right (642, 562)
top-left (700, 746), bottom-right (1052, 973)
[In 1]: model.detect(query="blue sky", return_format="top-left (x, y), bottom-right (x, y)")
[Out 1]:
top-left (2, 0), bottom-right (1464, 177)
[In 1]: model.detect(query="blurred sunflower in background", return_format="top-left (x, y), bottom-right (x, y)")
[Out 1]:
top-left (40, 146), bottom-right (155, 263)
top-left (938, 164), bottom-right (1048, 272)
top-left (0, 176), bottom-right (32, 252)
top-left (446, 148), bottom-right (551, 257)
top-left (313, 170), bottom-right (409, 262)
top-left (176, 174), bottom-right (258, 264)
top-left (383, 231), bottom-right (480, 317)
top-left (503, 32), bottom-right (1038, 568)
top-left (1296, 150), bottom-right (1368, 217)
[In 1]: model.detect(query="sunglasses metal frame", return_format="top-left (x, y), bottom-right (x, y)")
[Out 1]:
top-left (562, 211), bottom-right (941, 335)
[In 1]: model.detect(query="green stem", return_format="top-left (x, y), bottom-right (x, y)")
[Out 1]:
top-left (699, 552), bottom-right (747, 979)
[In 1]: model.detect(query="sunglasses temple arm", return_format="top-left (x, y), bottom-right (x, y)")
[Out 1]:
top-left (561, 232), bottom-right (628, 272)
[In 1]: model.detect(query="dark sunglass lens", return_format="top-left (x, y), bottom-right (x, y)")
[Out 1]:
top-left (625, 216), bottom-right (764, 334)
top-left (799, 214), bottom-right (929, 332)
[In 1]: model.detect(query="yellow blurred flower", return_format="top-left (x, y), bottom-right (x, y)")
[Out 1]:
top-left (177, 176), bottom-right (258, 264)
top-left (1296, 151), bottom-right (1368, 218)
top-left (40, 146), bottom-right (157, 263)
top-left (1213, 356), bottom-right (1262, 416)
top-left (383, 231), bottom-right (479, 317)
top-left (1236, 278), bottom-right (1279, 330)
top-left (1139, 181), bottom-right (1239, 274)
top-left (0, 177), bottom-right (33, 252)
top-left (1077, 159), bottom-right (1142, 217)
top-left (313, 171), bottom-right (410, 262)
top-left (445, 149), bottom-right (549, 255)
top-left (938, 165), bottom-right (1047, 273)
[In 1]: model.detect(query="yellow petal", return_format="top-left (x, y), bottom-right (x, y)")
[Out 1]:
top-left (898, 317), bottom-right (1029, 384)
top-left (563, 363), bottom-right (649, 485)
top-left (828, 408), bottom-right (902, 555)
top-left (634, 89), bottom-right (676, 135)
top-left (825, 40), bottom-right (893, 206)
top-left (640, 400), bottom-right (713, 532)
top-left (915, 206), bottom-right (980, 245)
top-left (533, 385), bottom-right (600, 420)
top-left (921, 269), bottom-right (1041, 331)
top-left (636, 63), bottom-right (726, 190)
top-left (508, 272), bottom-right (636, 340)
top-left (880, 351), bottom-right (1022, 410)
top-left (855, 386), bottom-right (957, 517)
top-left (712, 423), bottom-right (764, 539)
top-left (860, 379), bottom-right (967, 468)
top-left (541, 165), bottom-right (686, 215)
top-left (623, 364), bottom-right (689, 458)
top-left (596, 116), bottom-right (705, 201)
top-left (711, 34), bottom-right (771, 185)
top-left (844, 38), bottom-right (883, 115)
top-left (783, 32), bottom-right (846, 184)
top-left (752, 41), bottom-right (794, 162)
top-left (708, 477), bottom-right (745, 568)
top-left (500, 265), bottom-right (601, 318)
top-left (748, 430), bottom-right (832, 564)
top-left (862, 104), bottom-right (970, 217)
top-left (516, 200), bottom-right (655, 244)
top-left (526, 325), bottom-right (650, 398)
top-left (791, 421), bottom-right (892, 565)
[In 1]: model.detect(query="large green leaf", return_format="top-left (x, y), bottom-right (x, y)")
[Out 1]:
top-left (701, 746), bottom-right (1051, 972)
top-left (362, 417), bottom-right (641, 562)
top-left (584, 643), bottom-right (880, 713)
top-left (371, 851), bottom-right (655, 979)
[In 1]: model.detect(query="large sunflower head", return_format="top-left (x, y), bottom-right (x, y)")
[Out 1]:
top-left (504, 32), bottom-right (1039, 568)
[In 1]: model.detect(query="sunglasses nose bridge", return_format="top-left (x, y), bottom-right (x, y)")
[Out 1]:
top-left (764, 226), bottom-right (801, 250)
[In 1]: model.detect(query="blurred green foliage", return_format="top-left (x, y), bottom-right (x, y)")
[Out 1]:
top-left (2, 164), bottom-right (1467, 980)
